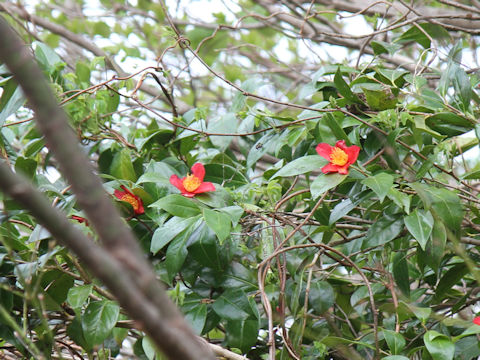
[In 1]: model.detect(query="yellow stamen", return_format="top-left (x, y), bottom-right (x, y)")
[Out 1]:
top-left (330, 147), bottom-right (348, 166)
top-left (121, 194), bottom-right (141, 212)
top-left (183, 174), bottom-right (201, 192)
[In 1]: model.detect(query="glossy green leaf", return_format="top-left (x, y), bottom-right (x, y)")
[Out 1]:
top-left (310, 173), bottom-right (347, 199)
top-left (363, 217), bottom-right (403, 248)
top-left (387, 188), bottom-right (411, 213)
top-left (184, 303), bottom-right (207, 335)
top-left (110, 149), bottom-right (137, 182)
top-left (393, 252), bottom-right (410, 298)
top-left (396, 23), bottom-right (449, 48)
top-left (203, 163), bottom-right (248, 187)
top-left (150, 194), bottom-right (201, 217)
top-left (203, 208), bottom-right (231, 244)
top-left (0, 81), bottom-right (25, 127)
top-left (308, 280), bottom-right (335, 314)
top-left (150, 216), bottom-right (200, 254)
top-left (212, 288), bottom-right (252, 321)
top-left (272, 155), bottom-right (326, 179)
top-left (371, 41), bottom-right (401, 55)
top-left (404, 209), bottom-right (434, 250)
top-left (34, 42), bottom-right (63, 71)
top-left (224, 319), bottom-right (259, 353)
top-left (334, 67), bottom-right (362, 104)
top-left (82, 300), bottom-right (120, 347)
top-left (434, 263), bottom-right (468, 301)
top-left (361, 173), bottom-right (394, 202)
top-left (381, 356), bottom-right (409, 360)
top-left (208, 112), bottom-right (237, 150)
top-left (165, 227), bottom-right (195, 281)
top-left (383, 329), bottom-right (406, 355)
top-left (425, 113), bottom-right (473, 137)
top-left (424, 330), bottom-right (454, 360)
top-left (411, 183), bottom-right (464, 234)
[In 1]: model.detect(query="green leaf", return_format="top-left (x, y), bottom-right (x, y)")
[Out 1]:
top-left (0, 81), bottom-right (25, 127)
top-left (387, 188), bottom-right (411, 213)
top-left (393, 252), bottom-right (410, 298)
top-left (224, 319), bottom-right (259, 353)
top-left (187, 222), bottom-right (224, 270)
top-left (454, 336), bottom-right (480, 360)
top-left (246, 133), bottom-right (279, 169)
top-left (82, 300), bottom-right (120, 347)
top-left (165, 226), bottom-right (196, 281)
top-left (150, 194), bottom-right (201, 217)
top-left (308, 280), bottom-right (335, 314)
top-left (212, 288), bottom-right (252, 321)
top-left (362, 86), bottom-right (398, 110)
top-left (208, 112), bottom-right (237, 150)
top-left (425, 113), bottom-right (473, 137)
top-left (150, 216), bottom-right (200, 254)
top-left (272, 155), bottom-right (326, 179)
top-left (34, 42), bottom-right (63, 71)
top-left (363, 216), bottom-right (403, 248)
top-left (15, 157), bottom-right (37, 180)
top-left (434, 263), bottom-right (468, 301)
top-left (424, 330), bottom-right (454, 360)
top-left (404, 209), bottom-right (434, 250)
top-left (203, 163), bottom-right (248, 187)
top-left (383, 329), bottom-right (406, 355)
top-left (110, 149), bottom-right (137, 182)
top-left (334, 67), bottom-right (362, 104)
top-left (218, 206), bottom-right (244, 227)
top-left (142, 336), bottom-right (159, 360)
top-left (310, 173), bottom-right (347, 199)
top-left (411, 183), bottom-right (464, 234)
top-left (203, 208), bottom-right (231, 244)
top-left (408, 305), bottom-right (431, 323)
top-left (324, 113), bottom-right (350, 143)
top-left (67, 284), bottom-right (93, 310)
top-left (396, 23), bottom-right (449, 48)
top-left (76, 62), bottom-right (91, 84)
top-left (423, 220), bottom-right (446, 271)
top-left (184, 303), bottom-right (207, 335)
top-left (361, 173), bottom-right (394, 202)
top-left (371, 41), bottom-right (401, 55)
top-left (381, 356), bottom-right (409, 360)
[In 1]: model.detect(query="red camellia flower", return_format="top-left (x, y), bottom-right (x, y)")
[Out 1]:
top-left (316, 140), bottom-right (360, 175)
top-left (114, 185), bottom-right (145, 215)
top-left (70, 215), bottom-right (89, 226)
top-left (169, 163), bottom-right (215, 198)
top-left (473, 316), bottom-right (480, 325)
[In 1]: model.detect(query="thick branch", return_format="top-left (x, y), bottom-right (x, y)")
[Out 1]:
top-left (0, 15), bottom-right (214, 360)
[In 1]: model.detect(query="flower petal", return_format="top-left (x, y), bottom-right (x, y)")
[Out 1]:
top-left (181, 191), bottom-right (196, 198)
top-left (193, 182), bottom-right (216, 194)
top-left (474, 316), bottom-right (480, 326)
top-left (170, 174), bottom-right (186, 193)
top-left (315, 143), bottom-right (333, 160)
top-left (120, 185), bottom-right (135, 196)
top-left (321, 163), bottom-right (341, 174)
top-left (335, 140), bottom-right (348, 150)
top-left (337, 165), bottom-right (350, 175)
top-left (345, 145), bottom-right (360, 165)
top-left (191, 163), bottom-right (206, 182)
top-left (135, 202), bottom-right (145, 214)
top-left (114, 189), bottom-right (126, 200)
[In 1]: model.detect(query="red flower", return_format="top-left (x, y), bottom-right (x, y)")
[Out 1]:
top-left (316, 140), bottom-right (360, 175)
top-left (114, 185), bottom-right (145, 215)
top-left (169, 163), bottom-right (215, 198)
top-left (473, 316), bottom-right (480, 325)
top-left (70, 215), bottom-right (89, 226)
